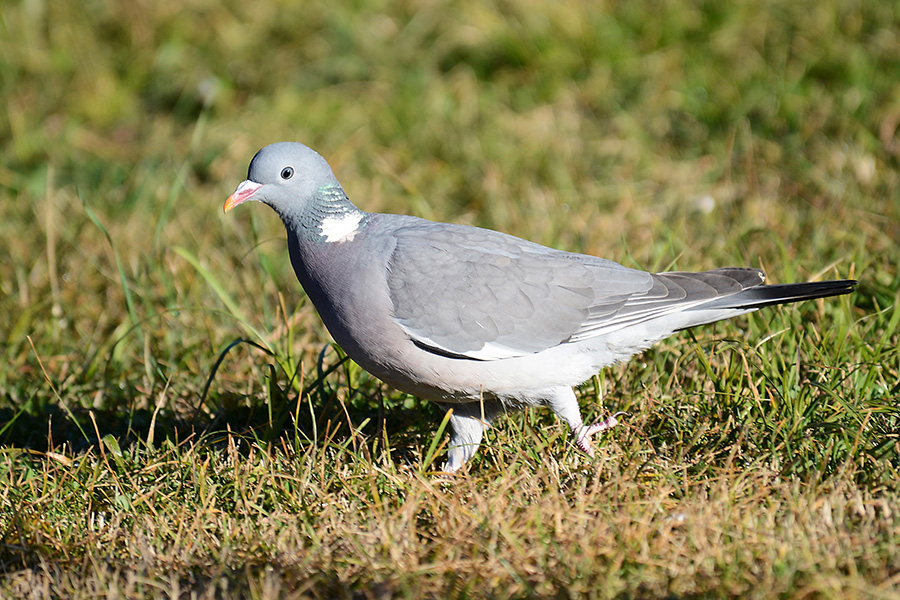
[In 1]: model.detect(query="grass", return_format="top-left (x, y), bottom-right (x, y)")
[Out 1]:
top-left (1, 0), bottom-right (899, 597)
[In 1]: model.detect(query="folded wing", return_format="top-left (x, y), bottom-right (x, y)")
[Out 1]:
top-left (386, 223), bottom-right (768, 361)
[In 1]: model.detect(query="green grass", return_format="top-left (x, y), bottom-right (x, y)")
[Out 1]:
top-left (1, 0), bottom-right (899, 597)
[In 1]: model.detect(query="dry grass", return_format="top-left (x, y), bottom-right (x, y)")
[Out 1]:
top-left (1, 433), bottom-right (898, 598)
top-left (1, 0), bottom-right (898, 597)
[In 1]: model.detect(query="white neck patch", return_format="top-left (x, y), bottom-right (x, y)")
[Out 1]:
top-left (319, 212), bottom-right (363, 243)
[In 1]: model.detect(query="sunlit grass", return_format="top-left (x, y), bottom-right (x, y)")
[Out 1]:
top-left (1, 0), bottom-right (898, 597)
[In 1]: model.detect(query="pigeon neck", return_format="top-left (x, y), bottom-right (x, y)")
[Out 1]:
top-left (292, 183), bottom-right (366, 244)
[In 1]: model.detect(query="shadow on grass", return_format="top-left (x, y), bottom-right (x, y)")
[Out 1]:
top-left (0, 341), bottom-right (442, 470)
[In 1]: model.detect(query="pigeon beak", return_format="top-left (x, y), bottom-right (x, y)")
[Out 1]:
top-left (224, 180), bottom-right (263, 213)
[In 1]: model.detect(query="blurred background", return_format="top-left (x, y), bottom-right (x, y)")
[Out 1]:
top-left (0, 0), bottom-right (897, 443)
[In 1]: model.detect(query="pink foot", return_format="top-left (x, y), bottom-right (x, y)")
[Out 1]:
top-left (576, 412), bottom-right (627, 456)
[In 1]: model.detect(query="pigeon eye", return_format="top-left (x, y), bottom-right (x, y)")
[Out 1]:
top-left (280, 167), bottom-right (294, 180)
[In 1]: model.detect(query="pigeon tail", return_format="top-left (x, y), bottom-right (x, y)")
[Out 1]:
top-left (695, 279), bottom-right (857, 311)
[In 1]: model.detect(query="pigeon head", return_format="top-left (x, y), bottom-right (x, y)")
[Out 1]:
top-left (224, 142), bottom-right (342, 216)
top-left (225, 142), bottom-right (364, 241)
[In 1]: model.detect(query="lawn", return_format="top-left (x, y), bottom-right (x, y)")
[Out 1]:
top-left (1, 0), bottom-right (898, 597)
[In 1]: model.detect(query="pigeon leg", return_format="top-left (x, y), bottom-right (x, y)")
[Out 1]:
top-left (441, 399), bottom-right (502, 472)
top-left (574, 412), bottom-right (626, 456)
top-left (545, 387), bottom-right (624, 457)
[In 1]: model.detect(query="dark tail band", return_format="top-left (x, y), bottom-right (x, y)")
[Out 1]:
top-left (696, 279), bottom-right (857, 311)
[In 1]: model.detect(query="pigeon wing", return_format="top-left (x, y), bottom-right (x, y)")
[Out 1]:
top-left (385, 223), bottom-right (655, 360)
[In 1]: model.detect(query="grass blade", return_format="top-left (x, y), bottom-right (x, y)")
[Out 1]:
top-left (79, 189), bottom-right (139, 328)
top-left (173, 245), bottom-right (267, 343)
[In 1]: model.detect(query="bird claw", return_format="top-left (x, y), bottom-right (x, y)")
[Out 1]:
top-left (576, 411), bottom-right (628, 457)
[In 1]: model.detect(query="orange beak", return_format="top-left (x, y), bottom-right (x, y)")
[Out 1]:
top-left (224, 180), bottom-right (263, 213)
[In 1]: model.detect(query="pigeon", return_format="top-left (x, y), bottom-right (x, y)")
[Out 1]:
top-left (224, 142), bottom-right (856, 471)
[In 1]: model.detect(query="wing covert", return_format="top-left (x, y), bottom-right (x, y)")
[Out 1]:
top-left (385, 223), bottom-right (653, 360)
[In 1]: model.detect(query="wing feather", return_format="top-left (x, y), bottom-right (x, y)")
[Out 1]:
top-left (386, 223), bottom-right (654, 360)
top-left (385, 222), bottom-right (767, 360)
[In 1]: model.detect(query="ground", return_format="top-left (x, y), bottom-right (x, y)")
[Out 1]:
top-left (0, 0), bottom-right (898, 598)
